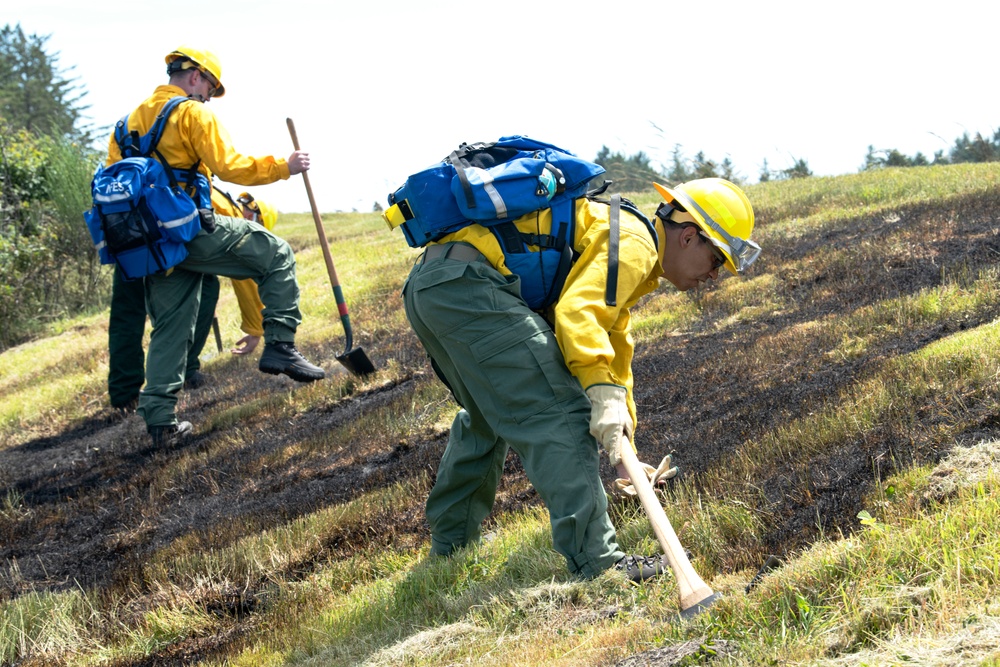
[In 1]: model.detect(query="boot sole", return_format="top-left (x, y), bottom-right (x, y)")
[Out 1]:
top-left (259, 364), bottom-right (325, 382)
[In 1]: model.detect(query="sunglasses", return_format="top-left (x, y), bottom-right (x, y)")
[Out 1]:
top-left (169, 58), bottom-right (220, 98)
top-left (700, 233), bottom-right (727, 270)
top-left (198, 68), bottom-right (220, 98)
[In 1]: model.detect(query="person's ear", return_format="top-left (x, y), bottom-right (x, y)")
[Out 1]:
top-left (679, 224), bottom-right (699, 247)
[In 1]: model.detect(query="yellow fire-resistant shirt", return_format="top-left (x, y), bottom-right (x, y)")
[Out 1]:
top-left (105, 85), bottom-right (290, 186)
top-left (435, 198), bottom-right (664, 430)
top-left (105, 85), bottom-right (290, 338)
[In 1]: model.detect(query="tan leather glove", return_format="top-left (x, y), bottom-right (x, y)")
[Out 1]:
top-left (586, 384), bottom-right (633, 467)
top-left (613, 455), bottom-right (679, 497)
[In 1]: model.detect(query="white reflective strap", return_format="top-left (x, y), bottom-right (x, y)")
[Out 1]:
top-left (159, 209), bottom-right (199, 230)
top-left (94, 191), bottom-right (134, 204)
top-left (471, 167), bottom-right (507, 219)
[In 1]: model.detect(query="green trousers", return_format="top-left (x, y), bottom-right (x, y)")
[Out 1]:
top-left (137, 215), bottom-right (301, 427)
top-left (108, 270), bottom-right (218, 407)
top-left (403, 243), bottom-right (623, 578)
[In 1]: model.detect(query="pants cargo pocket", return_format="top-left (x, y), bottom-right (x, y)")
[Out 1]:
top-left (229, 229), bottom-right (281, 274)
top-left (469, 322), bottom-right (580, 423)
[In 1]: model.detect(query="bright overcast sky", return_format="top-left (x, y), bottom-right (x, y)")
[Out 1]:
top-left (10, 0), bottom-right (999, 214)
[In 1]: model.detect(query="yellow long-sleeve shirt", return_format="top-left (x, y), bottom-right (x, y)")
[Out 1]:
top-left (105, 85), bottom-right (290, 187)
top-left (105, 85), bottom-right (289, 338)
top-left (435, 198), bottom-right (663, 429)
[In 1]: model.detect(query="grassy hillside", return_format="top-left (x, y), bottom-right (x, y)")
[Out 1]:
top-left (1, 164), bottom-right (999, 666)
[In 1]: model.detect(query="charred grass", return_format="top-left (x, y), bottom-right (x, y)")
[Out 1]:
top-left (1, 163), bottom-right (1000, 665)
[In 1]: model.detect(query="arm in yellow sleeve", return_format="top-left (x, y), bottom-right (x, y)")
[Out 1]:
top-left (555, 229), bottom-right (658, 388)
top-left (181, 103), bottom-right (290, 186)
top-left (554, 208), bottom-right (659, 431)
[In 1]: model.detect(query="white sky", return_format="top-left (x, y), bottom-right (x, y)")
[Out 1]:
top-left (10, 0), bottom-right (999, 214)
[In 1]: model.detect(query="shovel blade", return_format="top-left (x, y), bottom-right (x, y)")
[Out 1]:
top-left (336, 346), bottom-right (376, 376)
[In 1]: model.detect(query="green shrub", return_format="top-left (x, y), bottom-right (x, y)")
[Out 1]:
top-left (0, 118), bottom-right (107, 349)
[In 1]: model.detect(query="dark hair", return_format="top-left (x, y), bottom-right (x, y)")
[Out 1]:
top-left (166, 57), bottom-right (196, 77)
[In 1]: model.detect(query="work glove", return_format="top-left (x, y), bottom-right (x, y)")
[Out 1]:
top-left (613, 455), bottom-right (679, 497)
top-left (586, 384), bottom-right (633, 467)
top-left (199, 208), bottom-right (217, 234)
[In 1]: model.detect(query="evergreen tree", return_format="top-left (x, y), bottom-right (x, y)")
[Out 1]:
top-left (0, 23), bottom-right (90, 141)
top-left (862, 144), bottom-right (939, 171)
top-left (692, 151), bottom-right (718, 179)
top-left (666, 144), bottom-right (691, 183)
top-left (949, 130), bottom-right (1000, 164)
top-left (592, 145), bottom-right (664, 194)
top-left (778, 157), bottom-right (812, 180)
top-left (758, 158), bottom-right (772, 183)
top-left (719, 157), bottom-right (738, 181)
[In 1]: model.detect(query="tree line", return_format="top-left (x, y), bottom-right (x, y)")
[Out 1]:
top-left (3, 21), bottom-right (1000, 350)
top-left (595, 131), bottom-right (1000, 192)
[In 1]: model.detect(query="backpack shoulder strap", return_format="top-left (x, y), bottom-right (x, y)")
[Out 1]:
top-left (617, 195), bottom-right (657, 245)
top-left (213, 183), bottom-right (242, 214)
top-left (606, 194), bottom-right (621, 307)
top-left (113, 115), bottom-right (134, 156)
top-left (585, 191), bottom-right (656, 307)
top-left (146, 96), bottom-right (189, 154)
top-left (114, 95), bottom-right (190, 159)
top-left (148, 97), bottom-right (203, 196)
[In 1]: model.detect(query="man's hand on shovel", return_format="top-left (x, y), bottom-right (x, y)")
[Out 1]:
top-left (614, 455), bottom-right (678, 497)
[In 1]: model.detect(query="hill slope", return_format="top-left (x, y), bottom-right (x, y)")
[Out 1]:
top-left (2, 164), bottom-right (999, 665)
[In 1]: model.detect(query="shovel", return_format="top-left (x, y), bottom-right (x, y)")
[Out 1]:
top-left (286, 118), bottom-right (376, 377)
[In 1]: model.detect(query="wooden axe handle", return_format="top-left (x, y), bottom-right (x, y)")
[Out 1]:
top-left (619, 441), bottom-right (715, 611)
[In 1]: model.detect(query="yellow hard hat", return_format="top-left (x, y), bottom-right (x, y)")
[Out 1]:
top-left (256, 199), bottom-right (278, 231)
top-left (165, 46), bottom-right (226, 97)
top-left (238, 192), bottom-right (277, 230)
top-left (653, 178), bottom-right (759, 275)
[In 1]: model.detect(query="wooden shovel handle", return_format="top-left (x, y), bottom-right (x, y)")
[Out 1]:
top-left (286, 117), bottom-right (340, 290)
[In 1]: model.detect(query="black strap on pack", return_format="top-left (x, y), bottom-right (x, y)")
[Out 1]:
top-left (584, 189), bottom-right (658, 308)
top-left (606, 194), bottom-right (621, 307)
top-left (448, 141), bottom-right (520, 212)
top-left (213, 183), bottom-right (242, 213)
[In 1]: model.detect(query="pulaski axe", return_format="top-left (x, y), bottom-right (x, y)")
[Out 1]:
top-left (620, 441), bottom-right (721, 618)
top-left (286, 118), bottom-right (375, 377)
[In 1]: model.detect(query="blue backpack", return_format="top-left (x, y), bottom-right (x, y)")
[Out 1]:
top-left (383, 136), bottom-right (652, 309)
top-left (84, 96), bottom-right (210, 281)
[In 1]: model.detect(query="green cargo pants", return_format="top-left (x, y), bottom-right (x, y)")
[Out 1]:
top-left (108, 270), bottom-right (218, 407)
top-left (186, 273), bottom-right (220, 377)
top-left (402, 242), bottom-right (624, 578)
top-left (137, 215), bottom-right (301, 428)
